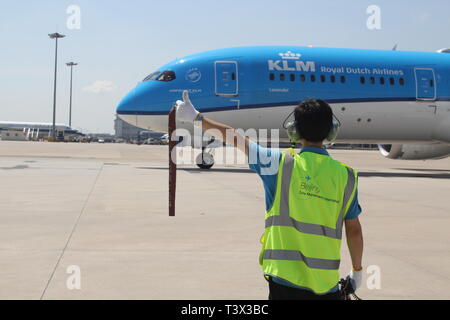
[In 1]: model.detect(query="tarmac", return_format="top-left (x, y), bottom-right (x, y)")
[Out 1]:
top-left (0, 140), bottom-right (449, 300)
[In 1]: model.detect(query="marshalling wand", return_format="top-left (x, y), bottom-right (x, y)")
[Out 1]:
top-left (168, 106), bottom-right (177, 217)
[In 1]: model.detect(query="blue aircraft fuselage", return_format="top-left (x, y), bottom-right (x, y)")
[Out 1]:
top-left (117, 46), bottom-right (450, 115)
top-left (116, 46), bottom-right (450, 146)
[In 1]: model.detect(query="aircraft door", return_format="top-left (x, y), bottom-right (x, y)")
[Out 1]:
top-left (215, 61), bottom-right (238, 96)
top-left (415, 68), bottom-right (436, 100)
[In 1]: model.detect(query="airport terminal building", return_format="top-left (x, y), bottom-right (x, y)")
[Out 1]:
top-left (114, 116), bottom-right (141, 140)
top-left (0, 121), bottom-right (84, 142)
top-left (114, 116), bottom-right (165, 142)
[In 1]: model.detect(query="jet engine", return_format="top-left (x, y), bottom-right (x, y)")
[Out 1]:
top-left (378, 144), bottom-right (450, 160)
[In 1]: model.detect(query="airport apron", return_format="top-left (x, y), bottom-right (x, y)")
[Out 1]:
top-left (260, 148), bottom-right (357, 294)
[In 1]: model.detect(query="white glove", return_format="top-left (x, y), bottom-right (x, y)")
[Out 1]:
top-left (348, 269), bottom-right (363, 292)
top-left (175, 90), bottom-right (200, 123)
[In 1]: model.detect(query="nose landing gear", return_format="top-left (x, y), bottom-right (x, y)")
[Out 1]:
top-left (196, 147), bottom-right (215, 170)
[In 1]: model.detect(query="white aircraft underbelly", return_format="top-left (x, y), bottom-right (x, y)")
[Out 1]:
top-left (118, 101), bottom-right (449, 144)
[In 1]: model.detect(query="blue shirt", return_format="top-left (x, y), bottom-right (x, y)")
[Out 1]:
top-left (248, 142), bottom-right (362, 293)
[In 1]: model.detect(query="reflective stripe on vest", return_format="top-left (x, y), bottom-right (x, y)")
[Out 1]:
top-left (263, 249), bottom-right (341, 270)
top-left (265, 152), bottom-right (356, 240)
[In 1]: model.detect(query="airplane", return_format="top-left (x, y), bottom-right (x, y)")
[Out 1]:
top-left (116, 46), bottom-right (450, 169)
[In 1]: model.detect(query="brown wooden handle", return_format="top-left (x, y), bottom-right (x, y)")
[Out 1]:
top-left (168, 106), bottom-right (177, 217)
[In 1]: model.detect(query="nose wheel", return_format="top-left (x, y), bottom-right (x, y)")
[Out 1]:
top-left (196, 148), bottom-right (214, 170)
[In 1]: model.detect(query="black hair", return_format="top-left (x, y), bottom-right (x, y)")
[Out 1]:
top-left (294, 99), bottom-right (333, 142)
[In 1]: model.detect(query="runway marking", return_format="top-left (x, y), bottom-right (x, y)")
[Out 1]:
top-left (39, 163), bottom-right (104, 300)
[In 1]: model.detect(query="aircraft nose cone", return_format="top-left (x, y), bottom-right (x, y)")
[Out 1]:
top-left (116, 88), bottom-right (137, 114)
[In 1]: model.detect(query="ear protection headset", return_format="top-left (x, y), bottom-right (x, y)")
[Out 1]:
top-left (283, 110), bottom-right (341, 143)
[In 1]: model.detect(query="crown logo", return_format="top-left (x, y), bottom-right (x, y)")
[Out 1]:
top-left (279, 51), bottom-right (301, 60)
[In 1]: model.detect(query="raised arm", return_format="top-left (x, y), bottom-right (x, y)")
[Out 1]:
top-left (175, 90), bottom-right (250, 156)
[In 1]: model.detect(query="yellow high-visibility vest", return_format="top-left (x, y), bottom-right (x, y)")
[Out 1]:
top-left (260, 148), bottom-right (358, 294)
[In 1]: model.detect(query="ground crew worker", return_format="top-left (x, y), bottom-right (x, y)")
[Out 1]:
top-left (176, 91), bottom-right (364, 300)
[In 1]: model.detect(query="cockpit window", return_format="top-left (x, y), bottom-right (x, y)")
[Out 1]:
top-left (143, 71), bottom-right (161, 82)
top-left (156, 71), bottom-right (176, 82)
top-left (142, 70), bottom-right (176, 82)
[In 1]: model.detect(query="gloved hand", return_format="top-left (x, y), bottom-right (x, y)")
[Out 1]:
top-left (175, 90), bottom-right (200, 123)
top-left (348, 268), bottom-right (363, 292)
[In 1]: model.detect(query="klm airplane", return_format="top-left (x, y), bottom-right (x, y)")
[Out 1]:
top-left (117, 46), bottom-right (450, 167)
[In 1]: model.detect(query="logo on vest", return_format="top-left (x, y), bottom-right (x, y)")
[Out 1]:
top-left (300, 178), bottom-right (320, 195)
top-left (299, 177), bottom-right (339, 203)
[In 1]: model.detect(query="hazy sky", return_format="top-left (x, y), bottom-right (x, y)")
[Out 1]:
top-left (0, 0), bottom-right (447, 133)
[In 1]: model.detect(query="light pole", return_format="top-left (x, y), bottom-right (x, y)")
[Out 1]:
top-left (66, 62), bottom-right (78, 128)
top-left (48, 32), bottom-right (65, 140)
